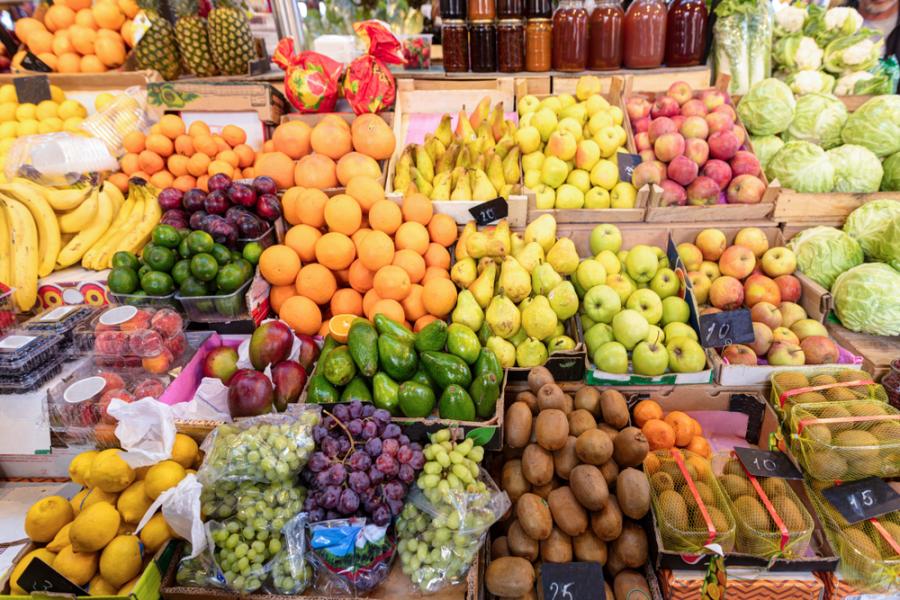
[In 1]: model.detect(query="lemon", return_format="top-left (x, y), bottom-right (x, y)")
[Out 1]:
top-left (139, 513), bottom-right (173, 554)
top-left (70, 501), bottom-right (120, 552)
top-left (88, 449), bottom-right (134, 492)
top-left (53, 545), bottom-right (98, 586)
top-left (16, 120), bottom-right (39, 136)
top-left (170, 434), bottom-right (199, 469)
top-left (47, 522), bottom-right (72, 552)
top-left (38, 118), bottom-right (63, 134)
top-left (117, 481), bottom-right (152, 524)
top-left (0, 122), bottom-right (17, 139)
top-left (94, 92), bottom-right (115, 112)
top-left (68, 450), bottom-right (98, 486)
top-left (63, 116), bottom-right (84, 133)
top-left (58, 99), bottom-right (86, 120)
top-left (50, 85), bottom-right (65, 103)
top-left (70, 487), bottom-right (118, 515)
top-left (99, 535), bottom-right (142, 587)
top-left (25, 495), bottom-right (74, 542)
top-left (144, 460), bottom-right (185, 499)
top-left (89, 574), bottom-right (118, 596)
top-left (15, 103), bottom-right (36, 121)
top-left (0, 103), bottom-right (16, 123)
top-left (0, 84), bottom-right (17, 104)
top-left (9, 548), bottom-right (57, 594)
top-left (117, 576), bottom-right (141, 596)
top-left (35, 100), bottom-right (58, 120)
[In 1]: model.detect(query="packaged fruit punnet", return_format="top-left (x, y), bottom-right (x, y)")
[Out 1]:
top-left (788, 400), bottom-right (900, 482)
top-left (770, 368), bottom-right (887, 419)
top-left (175, 278), bottom-right (252, 323)
top-left (306, 517), bottom-right (396, 595)
top-left (806, 480), bottom-right (900, 592)
top-left (19, 304), bottom-right (99, 346)
top-left (645, 449), bottom-right (736, 553)
top-left (0, 330), bottom-right (66, 393)
top-left (712, 453), bottom-right (814, 559)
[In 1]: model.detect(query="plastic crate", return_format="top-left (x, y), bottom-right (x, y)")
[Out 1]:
top-left (176, 279), bottom-right (251, 323)
top-left (107, 291), bottom-right (180, 309)
top-left (0, 353), bottom-right (64, 394)
top-left (20, 304), bottom-right (99, 344)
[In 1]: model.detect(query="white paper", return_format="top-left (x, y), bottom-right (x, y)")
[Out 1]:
top-left (0, 542), bottom-right (28, 581)
top-left (135, 474), bottom-right (206, 558)
top-left (109, 398), bottom-right (175, 468)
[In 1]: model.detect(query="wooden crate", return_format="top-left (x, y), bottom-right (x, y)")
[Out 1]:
top-left (773, 191), bottom-right (899, 224)
top-left (552, 64), bottom-right (713, 95)
top-left (827, 321), bottom-right (900, 382)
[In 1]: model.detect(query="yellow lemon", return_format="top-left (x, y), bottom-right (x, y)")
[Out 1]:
top-left (0, 103), bottom-right (16, 122)
top-left (117, 481), bottom-right (152, 524)
top-left (170, 434), bottom-right (199, 469)
top-left (117, 576), bottom-right (140, 596)
top-left (138, 513), bottom-right (173, 554)
top-left (25, 495), bottom-right (73, 542)
top-left (88, 449), bottom-right (134, 492)
top-left (99, 535), bottom-right (142, 587)
top-left (68, 450), bottom-right (98, 486)
top-left (70, 501), bottom-right (120, 552)
top-left (58, 99), bottom-right (86, 120)
top-left (70, 487), bottom-right (118, 515)
top-left (9, 549), bottom-right (57, 594)
top-left (144, 460), bottom-right (185, 499)
top-left (53, 545), bottom-right (98, 586)
top-left (16, 120), bottom-right (39, 136)
top-left (63, 116), bottom-right (84, 133)
top-left (0, 84), bottom-right (17, 103)
top-left (0, 138), bottom-right (14, 153)
top-left (35, 99), bottom-right (58, 120)
top-left (50, 84), bottom-right (65, 103)
top-left (47, 522), bottom-right (72, 552)
top-left (89, 574), bottom-right (118, 596)
top-left (38, 118), bottom-right (63, 133)
top-left (15, 103), bottom-right (36, 121)
top-left (94, 92), bottom-right (115, 112)
top-left (0, 122), bottom-right (17, 139)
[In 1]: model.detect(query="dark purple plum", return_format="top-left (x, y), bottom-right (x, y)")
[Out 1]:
top-left (200, 213), bottom-right (223, 233)
top-left (189, 210), bottom-right (208, 231)
top-left (158, 187), bottom-right (184, 211)
top-left (252, 176), bottom-right (277, 196)
top-left (204, 189), bottom-right (229, 215)
top-left (160, 208), bottom-right (188, 227)
top-left (207, 173), bottom-right (232, 192)
top-left (209, 220), bottom-right (238, 247)
top-left (228, 183), bottom-right (256, 208)
top-left (237, 215), bottom-right (266, 239)
top-left (255, 194), bottom-right (281, 221)
top-left (182, 188), bottom-right (207, 213)
top-left (225, 205), bottom-right (252, 226)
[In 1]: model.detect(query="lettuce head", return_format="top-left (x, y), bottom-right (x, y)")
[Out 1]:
top-left (737, 78), bottom-right (797, 136)
top-left (841, 95), bottom-right (900, 157)
top-left (750, 135), bottom-right (785, 175)
top-left (767, 140), bottom-right (835, 192)
top-left (831, 263), bottom-right (900, 336)
top-left (784, 92), bottom-right (848, 149)
top-left (843, 200), bottom-right (900, 268)
top-left (787, 226), bottom-right (864, 288)
top-left (881, 152), bottom-right (900, 191)
top-left (827, 144), bottom-right (884, 193)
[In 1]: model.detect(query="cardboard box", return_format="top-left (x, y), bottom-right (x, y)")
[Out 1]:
top-left (37, 267), bottom-right (113, 310)
top-left (0, 71), bottom-right (161, 117)
top-left (815, 570), bottom-right (899, 600)
top-left (659, 568), bottom-right (826, 600)
top-left (147, 80), bottom-right (285, 125)
top-left (710, 343), bottom-right (863, 386)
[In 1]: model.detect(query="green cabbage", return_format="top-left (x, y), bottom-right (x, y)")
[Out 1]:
top-left (826, 144), bottom-right (883, 192)
top-left (881, 152), bottom-right (900, 191)
top-left (750, 135), bottom-right (785, 175)
top-left (787, 226), bottom-right (864, 288)
top-left (831, 263), bottom-right (900, 336)
top-left (843, 200), bottom-right (900, 268)
top-left (767, 140), bottom-right (835, 192)
top-left (783, 92), bottom-right (847, 149)
top-left (737, 78), bottom-right (796, 135)
top-left (841, 95), bottom-right (900, 157)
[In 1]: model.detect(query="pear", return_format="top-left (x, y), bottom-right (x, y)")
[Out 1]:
top-left (456, 109), bottom-right (476, 140)
top-left (470, 96), bottom-right (492, 129)
top-left (476, 257), bottom-right (495, 274)
top-left (465, 232), bottom-right (492, 259)
top-left (505, 119), bottom-right (518, 137)
top-left (450, 257), bottom-right (477, 288)
top-left (498, 256), bottom-right (532, 303)
top-left (522, 295), bottom-right (558, 340)
top-left (468, 261), bottom-right (497, 308)
top-left (427, 136), bottom-right (447, 162)
top-left (486, 336), bottom-right (516, 368)
top-left (430, 171), bottom-right (451, 200)
top-left (456, 146), bottom-right (472, 170)
top-left (487, 154), bottom-right (506, 194)
top-left (410, 167), bottom-right (433, 197)
top-left (423, 134), bottom-right (437, 162)
top-left (436, 143), bottom-right (460, 174)
top-left (414, 145), bottom-right (434, 182)
top-left (546, 238), bottom-right (579, 275)
top-left (499, 184), bottom-right (513, 199)
top-left (532, 263), bottom-right (563, 296)
top-left (548, 281), bottom-right (579, 320)
top-left (450, 171), bottom-right (471, 201)
top-left (456, 222), bottom-right (476, 261)
top-left (392, 147), bottom-right (412, 194)
top-left (494, 135), bottom-right (516, 159)
top-left (477, 123), bottom-right (495, 151)
top-left (485, 294), bottom-right (521, 339)
top-left (508, 326), bottom-right (527, 347)
top-left (489, 103), bottom-right (506, 141)
top-left (451, 289), bottom-right (484, 331)
top-left (514, 241), bottom-right (544, 274)
top-left (492, 221), bottom-right (512, 256)
top-left (472, 169), bottom-right (497, 201)
top-left (548, 335), bottom-right (577, 353)
top-left (503, 147), bottom-right (522, 184)
top-left (450, 166), bottom-right (466, 189)
top-left (471, 152), bottom-right (486, 171)
top-left (525, 214), bottom-right (557, 252)
top-left (547, 321), bottom-right (565, 340)
top-left (434, 113), bottom-right (453, 147)
top-left (516, 338), bottom-right (549, 368)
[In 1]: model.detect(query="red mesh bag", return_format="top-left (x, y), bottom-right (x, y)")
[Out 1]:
top-left (272, 38), bottom-right (343, 113)
top-left (342, 20), bottom-right (405, 115)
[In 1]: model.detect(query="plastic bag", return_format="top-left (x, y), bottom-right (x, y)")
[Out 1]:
top-left (272, 39), bottom-right (344, 113)
top-left (109, 397), bottom-right (176, 468)
top-left (265, 513), bottom-right (312, 595)
top-left (343, 20), bottom-right (405, 115)
top-left (5, 133), bottom-right (118, 186)
top-left (137, 474), bottom-right (206, 558)
top-left (175, 542), bottom-right (227, 589)
top-left (307, 518), bottom-right (395, 596)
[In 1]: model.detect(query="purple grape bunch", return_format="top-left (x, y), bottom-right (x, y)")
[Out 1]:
top-left (301, 401), bottom-right (425, 525)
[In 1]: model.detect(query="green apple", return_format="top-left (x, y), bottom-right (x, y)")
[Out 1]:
top-left (625, 245), bottom-right (659, 283)
top-left (650, 268), bottom-right (680, 299)
top-left (585, 94), bottom-right (610, 116)
top-left (596, 250), bottom-right (621, 275)
top-left (541, 156), bottom-right (569, 188)
top-left (610, 181), bottom-right (637, 208)
top-left (517, 95), bottom-right (540, 116)
top-left (576, 258), bottom-right (607, 291)
top-left (581, 312), bottom-right (596, 330)
top-left (560, 102), bottom-right (588, 125)
top-left (522, 151), bottom-right (545, 173)
top-left (632, 340), bottom-right (669, 376)
top-left (533, 184), bottom-right (556, 209)
top-left (612, 309), bottom-right (649, 350)
top-left (588, 110), bottom-right (614, 135)
top-left (626, 288), bottom-right (663, 325)
top-left (617, 250), bottom-right (629, 264)
top-left (524, 169), bottom-right (542, 189)
top-left (646, 325), bottom-right (665, 344)
top-left (555, 183), bottom-right (584, 209)
top-left (557, 93), bottom-right (576, 109)
top-left (533, 107), bottom-right (559, 141)
top-left (595, 125), bottom-right (621, 157)
top-left (666, 336), bottom-right (707, 373)
top-left (582, 284), bottom-right (621, 324)
top-left (594, 341), bottom-right (628, 374)
top-left (584, 187), bottom-right (611, 209)
top-left (574, 140), bottom-right (601, 171)
top-left (606, 273), bottom-right (636, 304)
top-left (558, 117), bottom-right (584, 142)
top-left (661, 296), bottom-right (690, 326)
top-left (567, 169), bottom-right (592, 193)
top-left (584, 322), bottom-right (615, 355)
top-left (540, 96), bottom-right (562, 113)
top-left (589, 223), bottom-right (622, 254)
top-left (519, 112), bottom-right (534, 129)
top-left (516, 126), bottom-right (542, 154)
top-left (548, 335), bottom-right (577, 353)
top-left (664, 322), bottom-right (698, 342)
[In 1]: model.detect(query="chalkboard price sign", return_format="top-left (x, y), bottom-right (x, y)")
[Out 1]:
top-left (617, 153), bottom-right (642, 184)
top-left (698, 309), bottom-right (754, 348)
top-left (823, 478), bottom-right (900, 524)
top-left (469, 198), bottom-right (507, 226)
top-left (17, 558), bottom-right (88, 596)
top-left (540, 562), bottom-right (605, 600)
top-left (734, 447), bottom-right (802, 480)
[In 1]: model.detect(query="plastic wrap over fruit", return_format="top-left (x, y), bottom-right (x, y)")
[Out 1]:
top-left (343, 20), bottom-right (405, 115)
top-left (273, 38), bottom-right (343, 113)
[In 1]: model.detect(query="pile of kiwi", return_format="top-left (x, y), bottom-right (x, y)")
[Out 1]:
top-left (771, 369), bottom-right (886, 419)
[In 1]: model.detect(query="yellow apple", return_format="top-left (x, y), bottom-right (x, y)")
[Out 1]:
top-left (584, 186), bottom-right (611, 209)
top-left (522, 151), bottom-right (545, 172)
top-left (590, 159), bottom-right (619, 190)
top-left (567, 169), bottom-right (592, 193)
top-left (609, 105), bottom-right (624, 125)
top-left (558, 117), bottom-right (584, 141)
top-left (596, 249), bottom-right (621, 274)
top-left (585, 94), bottom-right (611, 116)
top-left (533, 184), bottom-right (556, 209)
top-left (588, 110), bottom-right (614, 135)
top-left (555, 183), bottom-right (584, 208)
top-left (595, 126), bottom-right (621, 157)
top-left (611, 181), bottom-right (637, 208)
top-left (516, 125), bottom-right (542, 154)
top-left (524, 169), bottom-right (542, 189)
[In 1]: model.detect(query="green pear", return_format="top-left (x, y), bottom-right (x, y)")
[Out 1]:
top-left (503, 147), bottom-right (521, 184)
top-left (468, 261), bottom-right (497, 308)
top-left (510, 233), bottom-right (525, 256)
top-left (434, 113), bottom-right (453, 147)
top-left (495, 135), bottom-right (515, 159)
top-left (487, 154), bottom-right (506, 194)
top-left (451, 289), bottom-right (484, 331)
top-left (486, 336), bottom-right (516, 368)
top-left (471, 167), bottom-right (497, 201)
top-left (410, 166), bottom-right (433, 197)
top-left (508, 326), bottom-right (527, 347)
top-left (430, 171), bottom-right (451, 200)
top-left (522, 295), bottom-right (558, 340)
top-left (545, 321), bottom-right (565, 341)
top-left (514, 241), bottom-right (545, 273)
top-left (524, 214), bottom-right (557, 252)
top-left (415, 144), bottom-right (434, 182)
top-left (548, 281), bottom-right (579, 320)
top-left (450, 257), bottom-right (477, 288)
top-left (392, 147), bottom-right (412, 194)
top-left (516, 338), bottom-right (549, 368)
top-left (450, 171), bottom-right (471, 200)
top-left (548, 335), bottom-right (577, 353)
top-left (546, 237), bottom-right (579, 275)
top-left (436, 143), bottom-right (460, 174)
top-left (425, 135), bottom-right (446, 163)
top-left (498, 256), bottom-right (532, 302)
top-left (492, 221), bottom-right (512, 256)
top-left (485, 294), bottom-right (521, 339)
top-left (532, 262), bottom-right (563, 296)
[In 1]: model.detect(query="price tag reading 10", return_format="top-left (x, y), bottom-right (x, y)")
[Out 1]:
top-left (733, 447), bottom-right (802, 480)
top-left (540, 562), bottom-right (605, 600)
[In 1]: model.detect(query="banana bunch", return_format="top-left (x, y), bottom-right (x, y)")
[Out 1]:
top-left (393, 97), bottom-right (521, 202)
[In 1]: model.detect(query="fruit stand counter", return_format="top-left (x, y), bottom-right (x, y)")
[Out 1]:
top-left (826, 321), bottom-right (900, 382)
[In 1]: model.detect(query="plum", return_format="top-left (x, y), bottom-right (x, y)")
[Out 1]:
top-left (208, 219), bottom-right (238, 247)
top-left (225, 205), bottom-right (252, 226)
top-left (228, 183), bottom-right (256, 208)
top-left (182, 188), bottom-right (207, 213)
top-left (252, 176), bottom-right (277, 196)
top-left (237, 214), bottom-right (266, 239)
top-left (160, 209), bottom-right (188, 227)
top-left (189, 210), bottom-right (208, 231)
top-left (158, 187), bottom-right (184, 211)
top-left (200, 213), bottom-right (223, 233)
top-left (255, 194), bottom-right (281, 221)
top-left (208, 173), bottom-right (232, 192)
top-left (204, 189), bottom-right (229, 215)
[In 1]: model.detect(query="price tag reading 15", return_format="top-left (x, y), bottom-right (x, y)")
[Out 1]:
top-left (822, 477), bottom-right (900, 524)
top-left (540, 562), bottom-right (605, 600)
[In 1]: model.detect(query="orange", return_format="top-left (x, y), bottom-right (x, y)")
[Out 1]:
top-left (188, 120), bottom-right (210, 137)
top-left (362, 289), bottom-right (382, 319)
top-left (46, 5), bottom-right (76, 31)
top-left (259, 244), bottom-right (301, 286)
top-left (187, 153), bottom-right (210, 177)
top-left (138, 150), bottom-right (164, 175)
top-left (395, 222), bottom-right (429, 255)
top-left (358, 230), bottom-right (394, 272)
top-left (262, 139), bottom-right (275, 153)
top-left (92, 2), bottom-right (124, 29)
top-left (242, 167), bottom-right (255, 179)
top-left (233, 144), bottom-right (255, 167)
top-left (217, 149), bottom-right (239, 169)
top-left (272, 121), bottom-right (311, 159)
top-left (664, 411), bottom-right (695, 448)
top-left (321, 114), bottom-right (350, 131)
top-left (373, 265), bottom-right (411, 301)
top-left (207, 160), bottom-right (233, 178)
top-left (284, 224), bottom-right (321, 263)
top-left (351, 228), bottom-right (371, 254)
top-left (75, 8), bottom-right (96, 27)
top-left (80, 55), bottom-right (107, 73)
top-left (346, 176), bottom-right (385, 213)
top-left (192, 134), bottom-right (218, 157)
top-left (330, 289), bottom-right (363, 317)
top-left (400, 284), bottom-right (426, 322)
top-left (367, 200), bottom-right (402, 235)
top-left (323, 194), bottom-right (362, 236)
top-left (691, 418), bottom-right (703, 437)
top-left (172, 175), bottom-right (196, 192)
top-left (424, 243), bottom-right (451, 269)
top-left (174, 135), bottom-right (194, 157)
top-left (328, 313), bottom-right (357, 343)
top-left (280, 187), bottom-right (302, 224)
top-left (335, 152), bottom-right (381, 186)
top-left (315, 232), bottom-right (355, 271)
top-left (392, 249), bottom-right (426, 283)
top-left (686, 436), bottom-right (711, 458)
top-left (57, 52), bottom-right (81, 73)
top-left (120, 153), bottom-right (140, 175)
top-left (334, 268), bottom-right (350, 286)
top-left (422, 278), bottom-right (457, 317)
top-left (642, 419), bottom-right (676, 451)
top-left (318, 319), bottom-right (331, 337)
top-left (280, 296), bottom-right (321, 336)
top-left (167, 154), bottom-right (189, 177)
top-left (252, 152), bottom-right (295, 188)
top-left (294, 154), bottom-right (337, 189)
top-left (370, 299), bottom-right (405, 325)
top-left (427, 214), bottom-right (458, 247)
top-left (108, 172), bottom-right (129, 193)
top-left (158, 114), bottom-right (185, 139)
top-left (150, 171), bottom-right (174, 188)
top-left (95, 36), bottom-right (125, 67)
top-left (221, 124), bottom-right (246, 147)
top-left (348, 259), bottom-right (375, 293)
top-left (296, 189), bottom-right (328, 228)
top-left (422, 267), bottom-right (450, 283)
top-left (401, 193), bottom-right (433, 225)
top-left (414, 315), bottom-right (438, 332)
top-left (146, 134), bottom-right (173, 157)
top-left (294, 263), bottom-right (336, 305)
top-left (269, 285), bottom-right (295, 313)
top-left (351, 114), bottom-right (395, 160)
top-left (633, 400), bottom-right (663, 428)
top-left (310, 122), bottom-right (352, 160)
top-left (196, 174), bottom-right (209, 191)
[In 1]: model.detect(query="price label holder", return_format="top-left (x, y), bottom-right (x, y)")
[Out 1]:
top-left (469, 198), bottom-right (507, 226)
top-left (617, 153), bottom-right (642, 184)
top-left (0, 26), bottom-right (18, 56)
top-left (14, 75), bottom-right (52, 104)
top-left (822, 477), bottom-right (900, 524)
top-left (539, 562), bottom-right (605, 600)
top-left (17, 558), bottom-right (88, 595)
top-left (698, 309), bottom-right (754, 348)
top-left (734, 447), bottom-right (802, 479)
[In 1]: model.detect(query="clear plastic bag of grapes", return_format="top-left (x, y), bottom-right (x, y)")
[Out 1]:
top-left (264, 512), bottom-right (313, 595)
top-left (306, 517), bottom-right (396, 597)
top-left (396, 467), bottom-right (510, 593)
top-left (174, 543), bottom-right (227, 589)
top-left (197, 406), bottom-right (321, 487)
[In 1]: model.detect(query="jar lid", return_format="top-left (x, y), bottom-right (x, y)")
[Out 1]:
top-left (498, 18), bottom-right (526, 24)
top-left (526, 18), bottom-right (552, 22)
top-left (443, 19), bottom-right (467, 24)
top-left (469, 19), bottom-right (497, 24)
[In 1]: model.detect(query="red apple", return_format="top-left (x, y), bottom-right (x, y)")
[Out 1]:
top-left (651, 95), bottom-right (681, 119)
top-left (726, 174), bottom-right (766, 204)
top-left (659, 179), bottom-right (687, 206)
top-left (681, 99), bottom-right (708, 117)
top-left (667, 81), bottom-right (694, 105)
top-left (733, 126), bottom-right (747, 146)
top-left (701, 159), bottom-right (732, 190)
top-left (750, 301), bottom-right (782, 329)
top-left (772, 326), bottom-right (800, 345)
top-left (634, 131), bottom-right (651, 152)
top-left (705, 111), bottom-right (734, 134)
top-left (686, 176), bottom-right (720, 205)
top-left (648, 117), bottom-right (677, 143)
top-left (701, 89), bottom-right (727, 111)
top-left (722, 344), bottom-right (758, 365)
top-left (767, 341), bottom-right (805, 366)
top-left (801, 336), bottom-right (839, 365)
top-left (719, 245), bottom-right (756, 279)
top-left (700, 307), bottom-right (722, 316)
top-left (743, 274), bottom-right (781, 307)
top-left (667, 155), bottom-right (699, 187)
top-left (748, 322), bottom-right (774, 356)
top-left (654, 132), bottom-right (686, 162)
top-left (734, 227), bottom-right (769, 258)
top-left (709, 275), bottom-right (744, 310)
top-left (684, 138), bottom-right (709, 167)
top-left (708, 130), bottom-right (741, 161)
top-left (626, 96), bottom-right (652, 121)
top-left (680, 116), bottom-right (709, 140)
top-left (696, 228), bottom-right (727, 261)
top-left (632, 160), bottom-right (667, 188)
top-left (632, 116), bottom-right (650, 133)
top-left (640, 149), bottom-right (657, 163)
top-left (714, 103), bottom-right (737, 121)
top-left (730, 150), bottom-right (761, 177)
top-left (774, 275), bottom-right (801, 303)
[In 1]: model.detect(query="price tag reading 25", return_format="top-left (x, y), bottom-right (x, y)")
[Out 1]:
top-left (540, 562), bottom-right (605, 600)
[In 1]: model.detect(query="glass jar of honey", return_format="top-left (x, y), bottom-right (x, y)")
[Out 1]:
top-left (623, 0), bottom-right (667, 69)
top-left (468, 0), bottom-right (496, 21)
top-left (589, 0), bottom-right (624, 70)
top-left (525, 18), bottom-right (552, 71)
top-left (552, 0), bottom-right (589, 72)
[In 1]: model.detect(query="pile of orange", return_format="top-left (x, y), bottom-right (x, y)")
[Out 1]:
top-left (253, 114), bottom-right (396, 190)
top-left (633, 399), bottom-right (712, 457)
top-left (258, 180), bottom-right (460, 337)
top-left (112, 115), bottom-right (254, 192)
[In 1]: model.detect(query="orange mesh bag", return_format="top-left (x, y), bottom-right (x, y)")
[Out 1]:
top-left (769, 368), bottom-right (888, 420)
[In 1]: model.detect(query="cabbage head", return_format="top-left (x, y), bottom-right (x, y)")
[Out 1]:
top-left (881, 152), bottom-right (900, 191)
top-left (841, 95), bottom-right (900, 157)
top-left (784, 93), bottom-right (848, 149)
top-left (831, 263), bottom-right (900, 336)
top-left (737, 78), bottom-right (797, 136)
top-left (826, 144), bottom-right (883, 192)
top-left (824, 32), bottom-right (883, 74)
top-left (750, 135), bottom-right (785, 175)
top-left (767, 141), bottom-right (835, 192)
top-left (843, 200), bottom-right (900, 268)
top-left (787, 226), bottom-right (864, 288)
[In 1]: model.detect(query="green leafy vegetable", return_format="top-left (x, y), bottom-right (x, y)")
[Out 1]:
top-left (750, 135), bottom-right (785, 175)
top-left (841, 95), bottom-right (900, 157)
top-left (831, 263), bottom-right (900, 336)
top-left (827, 145), bottom-right (883, 193)
top-left (788, 226), bottom-right (864, 289)
top-left (767, 140), bottom-right (834, 192)
top-left (737, 78), bottom-right (796, 135)
top-left (784, 92), bottom-right (847, 149)
top-left (843, 200), bottom-right (900, 268)
top-left (881, 152), bottom-right (900, 191)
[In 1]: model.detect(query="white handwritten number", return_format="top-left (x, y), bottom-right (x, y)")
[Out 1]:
top-left (753, 457), bottom-right (777, 472)
top-left (849, 490), bottom-right (875, 513)
top-left (549, 582), bottom-right (575, 600)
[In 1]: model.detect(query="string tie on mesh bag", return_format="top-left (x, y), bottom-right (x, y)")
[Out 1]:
top-left (671, 449), bottom-right (717, 545)
top-left (733, 450), bottom-right (790, 552)
top-left (779, 379), bottom-right (874, 407)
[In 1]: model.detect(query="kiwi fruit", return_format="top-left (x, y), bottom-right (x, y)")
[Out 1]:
top-left (528, 366), bottom-right (554, 394)
top-left (807, 449), bottom-right (847, 481)
top-left (540, 526), bottom-right (573, 563)
top-left (735, 495), bottom-right (770, 531)
top-left (532, 479), bottom-right (559, 499)
top-left (691, 505), bottom-right (732, 534)
top-left (548, 486), bottom-right (589, 537)
top-left (516, 390), bottom-right (539, 414)
top-left (485, 557), bottom-right (535, 599)
top-left (535, 409), bottom-right (570, 451)
top-left (573, 386), bottom-right (601, 416)
top-left (760, 477), bottom-right (789, 498)
top-left (805, 424), bottom-right (832, 445)
top-left (611, 520), bottom-right (648, 568)
top-left (605, 545), bottom-right (626, 577)
top-left (598, 422), bottom-right (620, 442)
top-left (575, 428), bottom-right (614, 465)
top-left (659, 489), bottom-right (690, 530)
top-left (774, 372), bottom-right (809, 390)
top-left (599, 389), bottom-right (629, 429)
top-left (682, 481), bottom-right (716, 507)
top-left (834, 430), bottom-right (880, 461)
top-left (791, 391), bottom-right (827, 405)
top-left (573, 530), bottom-right (607, 564)
top-left (777, 497), bottom-right (808, 531)
top-left (721, 474), bottom-right (752, 498)
top-left (612, 427), bottom-right (650, 467)
top-left (537, 383), bottom-right (567, 411)
top-left (591, 496), bottom-right (623, 541)
top-left (491, 536), bottom-right (509, 558)
top-left (569, 464), bottom-right (608, 511)
top-left (599, 460), bottom-right (620, 486)
top-left (722, 458), bottom-right (745, 477)
top-left (616, 468), bottom-right (651, 520)
top-left (877, 522), bottom-right (900, 558)
top-left (650, 471), bottom-right (675, 494)
top-left (847, 402), bottom-right (888, 417)
top-left (844, 527), bottom-right (881, 560)
top-left (516, 493), bottom-right (553, 541)
top-left (505, 402), bottom-right (533, 449)
top-left (809, 374), bottom-right (837, 386)
top-left (825, 387), bottom-right (857, 402)
top-left (837, 369), bottom-right (869, 383)
top-left (614, 570), bottom-right (650, 600)
top-left (567, 409), bottom-right (597, 437)
top-left (870, 421), bottom-right (900, 440)
top-left (848, 456), bottom-right (882, 479)
top-left (816, 405), bottom-right (852, 432)
top-left (553, 436), bottom-right (579, 480)
top-left (501, 459), bottom-right (531, 504)
top-left (522, 443), bottom-right (555, 486)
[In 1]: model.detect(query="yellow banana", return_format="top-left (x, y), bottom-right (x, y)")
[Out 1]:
top-left (0, 186), bottom-right (61, 277)
top-left (83, 193), bottom-right (136, 270)
top-left (103, 181), bottom-right (124, 211)
top-left (118, 183), bottom-right (161, 255)
top-left (56, 189), bottom-right (113, 269)
top-left (1, 196), bottom-right (39, 311)
top-left (12, 178), bottom-right (90, 211)
top-left (0, 201), bottom-right (10, 288)
top-left (58, 187), bottom-right (99, 233)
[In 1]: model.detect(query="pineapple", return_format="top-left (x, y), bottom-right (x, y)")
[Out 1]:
top-left (207, 0), bottom-right (255, 76)
top-left (134, 0), bottom-right (182, 80)
top-left (172, 0), bottom-right (218, 77)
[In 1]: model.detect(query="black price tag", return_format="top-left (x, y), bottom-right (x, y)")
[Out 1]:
top-left (822, 478), bottom-right (900, 524)
top-left (540, 562), bottom-right (605, 600)
top-left (617, 153), bottom-right (642, 184)
top-left (13, 75), bottom-right (52, 104)
top-left (18, 54), bottom-right (52, 74)
top-left (0, 26), bottom-right (18, 57)
top-left (698, 309), bottom-right (754, 348)
top-left (468, 197), bottom-right (507, 226)
top-left (734, 447), bottom-right (802, 480)
top-left (17, 558), bottom-right (88, 596)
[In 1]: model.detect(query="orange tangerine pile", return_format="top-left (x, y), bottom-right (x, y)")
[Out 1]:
top-left (112, 115), bottom-right (254, 193)
top-left (258, 180), bottom-right (459, 337)
top-left (633, 399), bottom-right (712, 457)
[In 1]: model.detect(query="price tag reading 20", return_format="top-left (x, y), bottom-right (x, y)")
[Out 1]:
top-left (540, 562), bottom-right (605, 600)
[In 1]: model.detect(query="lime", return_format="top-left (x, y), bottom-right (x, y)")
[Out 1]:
top-left (216, 263), bottom-right (245, 293)
top-left (171, 259), bottom-right (192, 287)
top-left (141, 243), bottom-right (156, 263)
top-left (144, 246), bottom-right (177, 273)
top-left (187, 230), bottom-right (214, 255)
top-left (124, 290), bottom-right (148, 305)
top-left (152, 224), bottom-right (181, 249)
top-left (190, 253), bottom-right (219, 282)
top-left (210, 243), bottom-right (232, 266)
top-left (179, 276), bottom-right (209, 297)
top-left (233, 258), bottom-right (253, 282)
top-left (178, 237), bottom-right (191, 259)
top-left (138, 264), bottom-right (152, 280)
top-left (108, 267), bottom-right (139, 294)
top-left (230, 250), bottom-right (243, 262)
top-left (140, 271), bottom-right (175, 296)
top-left (177, 228), bottom-right (191, 240)
top-left (242, 242), bottom-right (263, 265)
top-left (111, 251), bottom-right (140, 271)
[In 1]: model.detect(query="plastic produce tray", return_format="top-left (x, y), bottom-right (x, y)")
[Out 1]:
top-left (176, 279), bottom-right (251, 323)
top-left (0, 330), bottom-right (65, 375)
